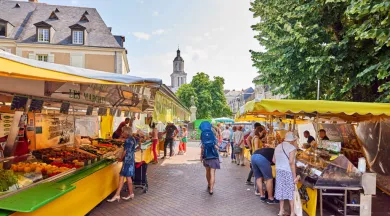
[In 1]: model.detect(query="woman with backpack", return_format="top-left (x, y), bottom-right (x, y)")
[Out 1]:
top-left (199, 121), bottom-right (220, 195)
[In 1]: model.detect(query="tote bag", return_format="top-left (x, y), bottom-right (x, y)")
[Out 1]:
top-left (294, 185), bottom-right (303, 216)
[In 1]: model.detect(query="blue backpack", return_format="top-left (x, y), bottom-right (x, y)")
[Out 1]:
top-left (199, 121), bottom-right (219, 160)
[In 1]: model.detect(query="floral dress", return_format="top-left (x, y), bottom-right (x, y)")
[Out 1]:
top-left (120, 137), bottom-right (137, 177)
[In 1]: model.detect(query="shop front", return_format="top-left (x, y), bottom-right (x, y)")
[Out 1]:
top-left (236, 99), bottom-right (390, 216)
top-left (0, 51), bottom-right (176, 215)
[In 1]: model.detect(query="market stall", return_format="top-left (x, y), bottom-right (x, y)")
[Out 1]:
top-left (236, 99), bottom-right (390, 216)
top-left (0, 51), bottom-right (167, 215)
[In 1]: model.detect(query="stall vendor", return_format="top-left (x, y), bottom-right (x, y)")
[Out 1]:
top-left (112, 118), bottom-right (131, 139)
top-left (303, 130), bottom-right (315, 144)
top-left (319, 129), bottom-right (330, 140)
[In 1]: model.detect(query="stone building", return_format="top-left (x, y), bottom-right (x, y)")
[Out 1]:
top-left (0, 0), bottom-right (129, 74)
top-left (170, 48), bottom-right (187, 93)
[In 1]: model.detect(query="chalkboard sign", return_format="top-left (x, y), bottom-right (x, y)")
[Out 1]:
top-left (29, 99), bottom-right (44, 113)
top-left (10, 95), bottom-right (28, 111)
top-left (60, 102), bottom-right (70, 114)
top-left (86, 106), bottom-right (93, 116)
top-left (98, 108), bottom-right (107, 116)
top-left (109, 108), bottom-right (116, 116)
top-left (116, 109), bottom-right (122, 117)
top-left (35, 126), bottom-right (43, 134)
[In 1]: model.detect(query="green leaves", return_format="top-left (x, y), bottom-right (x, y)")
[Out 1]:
top-left (251, 0), bottom-right (390, 102)
top-left (176, 72), bottom-right (232, 119)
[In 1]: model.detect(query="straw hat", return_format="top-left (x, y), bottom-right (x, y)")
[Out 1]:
top-left (284, 132), bottom-right (297, 142)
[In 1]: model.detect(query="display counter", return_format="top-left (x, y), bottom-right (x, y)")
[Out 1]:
top-left (0, 139), bottom-right (155, 216)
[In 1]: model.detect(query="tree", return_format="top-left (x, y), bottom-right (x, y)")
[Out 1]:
top-left (176, 84), bottom-right (197, 108)
top-left (176, 72), bottom-right (232, 119)
top-left (250, 0), bottom-right (390, 102)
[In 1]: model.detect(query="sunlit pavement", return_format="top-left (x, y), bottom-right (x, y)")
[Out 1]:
top-left (89, 141), bottom-right (281, 216)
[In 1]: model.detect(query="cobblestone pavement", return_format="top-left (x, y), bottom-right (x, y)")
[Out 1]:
top-left (89, 142), bottom-right (390, 216)
top-left (89, 142), bottom-right (281, 216)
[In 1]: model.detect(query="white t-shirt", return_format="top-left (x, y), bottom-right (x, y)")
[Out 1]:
top-left (222, 129), bottom-right (231, 140)
top-left (233, 131), bottom-right (244, 146)
top-left (274, 142), bottom-right (296, 172)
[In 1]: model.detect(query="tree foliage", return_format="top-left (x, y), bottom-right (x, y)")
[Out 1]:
top-left (176, 72), bottom-right (232, 119)
top-left (250, 0), bottom-right (390, 102)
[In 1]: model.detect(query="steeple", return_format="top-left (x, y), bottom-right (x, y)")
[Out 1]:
top-left (171, 47), bottom-right (187, 91)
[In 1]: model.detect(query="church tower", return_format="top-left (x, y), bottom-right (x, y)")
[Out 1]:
top-left (171, 48), bottom-right (187, 92)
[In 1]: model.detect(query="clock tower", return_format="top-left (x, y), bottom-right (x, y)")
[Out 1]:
top-left (170, 48), bottom-right (187, 92)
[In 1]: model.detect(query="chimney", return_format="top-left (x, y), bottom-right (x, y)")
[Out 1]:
top-left (29, 0), bottom-right (38, 2)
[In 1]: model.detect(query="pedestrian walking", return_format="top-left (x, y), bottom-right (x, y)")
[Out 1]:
top-left (107, 127), bottom-right (139, 202)
top-left (161, 122), bottom-right (178, 159)
top-left (233, 126), bottom-right (245, 166)
top-left (149, 122), bottom-right (159, 164)
top-left (273, 132), bottom-right (300, 216)
top-left (245, 123), bottom-right (262, 185)
top-left (199, 121), bottom-right (220, 195)
top-left (230, 126), bottom-right (236, 163)
top-left (179, 127), bottom-right (188, 155)
top-left (221, 126), bottom-right (231, 157)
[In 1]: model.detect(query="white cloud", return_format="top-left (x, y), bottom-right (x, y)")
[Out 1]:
top-left (132, 32), bottom-right (151, 40)
top-left (204, 32), bottom-right (211, 38)
top-left (152, 29), bottom-right (166, 35)
top-left (153, 11), bottom-right (159, 16)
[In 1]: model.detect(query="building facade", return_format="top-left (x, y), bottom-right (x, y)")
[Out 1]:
top-left (225, 87), bottom-right (254, 116)
top-left (170, 48), bottom-right (187, 93)
top-left (0, 0), bottom-right (129, 74)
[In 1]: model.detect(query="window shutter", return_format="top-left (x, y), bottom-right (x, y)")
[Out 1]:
top-left (70, 54), bottom-right (84, 68)
top-left (48, 54), bottom-right (54, 63)
top-left (28, 53), bottom-right (36, 60)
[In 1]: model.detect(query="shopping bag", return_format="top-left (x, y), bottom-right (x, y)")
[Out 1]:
top-left (294, 185), bottom-right (303, 216)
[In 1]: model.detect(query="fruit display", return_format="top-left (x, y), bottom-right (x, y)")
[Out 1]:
top-left (94, 138), bottom-right (124, 147)
top-left (0, 169), bottom-right (18, 192)
top-left (10, 162), bottom-right (72, 179)
top-left (80, 144), bottom-right (117, 156)
top-left (32, 147), bottom-right (96, 165)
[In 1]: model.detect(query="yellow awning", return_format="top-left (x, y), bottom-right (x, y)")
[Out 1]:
top-left (237, 99), bottom-right (390, 120)
top-left (235, 115), bottom-right (309, 124)
top-left (0, 58), bottom-right (122, 85)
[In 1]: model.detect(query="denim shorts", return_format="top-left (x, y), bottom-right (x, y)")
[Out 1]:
top-left (251, 154), bottom-right (272, 180)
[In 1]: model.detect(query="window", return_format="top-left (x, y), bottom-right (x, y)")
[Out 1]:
top-left (72, 31), bottom-right (84, 44)
top-left (38, 28), bottom-right (49, 42)
top-left (37, 54), bottom-right (48, 62)
top-left (0, 22), bottom-right (5, 37)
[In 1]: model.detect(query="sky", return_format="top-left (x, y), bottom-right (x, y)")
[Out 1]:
top-left (43, 0), bottom-right (262, 90)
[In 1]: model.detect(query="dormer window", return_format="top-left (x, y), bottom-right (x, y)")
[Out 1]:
top-left (49, 11), bottom-right (59, 20)
top-left (34, 21), bottom-right (53, 43)
top-left (69, 24), bottom-right (86, 45)
top-left (0, 22), bottom-right (5, 37)
top-left (38, 28), bottom-right (49, 42)
top-left (72, 31), bottom-right (83, 44)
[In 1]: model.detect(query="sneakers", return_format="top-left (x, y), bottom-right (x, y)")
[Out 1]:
top-left (266, 199), bottom-right (279, 204)
top-left (260, 197), bottom-right (267, 203)
top-left (245, 181), bottom-right (254, 185)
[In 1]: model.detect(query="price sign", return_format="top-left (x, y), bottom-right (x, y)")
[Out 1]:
top-left (86, 106), bottom-right (93, 116)
top-left (60, 102), bottom-right (70, 114)
top-left (98, 108), bottom-right (107, 116)
top-left (29, 99), bottom-right (44, 113)
top-left (11, 95), bottom-right (28, 111)
top-left (109, 108), bottom-right (116, 116)
top-left (116, 109), bottom-right (122, 117)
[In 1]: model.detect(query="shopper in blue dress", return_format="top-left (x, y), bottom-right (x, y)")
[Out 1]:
top-left (107, 127), bottom-right (139, 202)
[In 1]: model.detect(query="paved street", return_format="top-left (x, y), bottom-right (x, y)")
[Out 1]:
top-left (89, 142), bottom-right (390, 216)
top-left (89, 142), bottom-right (281, 216)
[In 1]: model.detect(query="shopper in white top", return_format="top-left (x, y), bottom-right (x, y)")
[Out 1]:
top-left (222, 126), bottom-right (231, 155)
top-left (233, 126), bottom-right (245, 166)
top-left (273, 132), bottom-right (300, 216)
